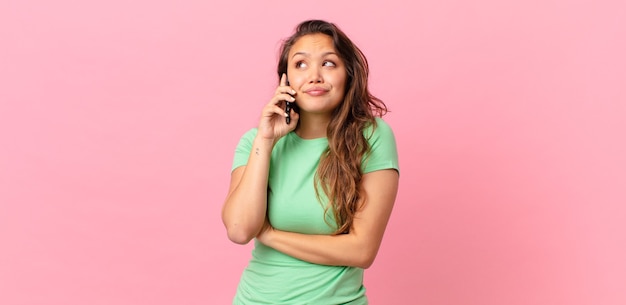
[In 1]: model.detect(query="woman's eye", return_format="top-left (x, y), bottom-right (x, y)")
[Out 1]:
top-left (323, 61), bottom-right (336, 67)
top-left (295, 61), bottom-right (307, 68)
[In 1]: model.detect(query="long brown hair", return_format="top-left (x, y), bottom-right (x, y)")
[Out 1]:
top-left (277, 20), bottom-right (388, 234)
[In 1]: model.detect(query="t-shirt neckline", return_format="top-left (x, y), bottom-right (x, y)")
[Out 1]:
top-left (288, 131), bottom-right (328, 144)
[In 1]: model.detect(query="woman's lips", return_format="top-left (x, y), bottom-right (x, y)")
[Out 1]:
top-left (304, 87), bottom-right (329, 96)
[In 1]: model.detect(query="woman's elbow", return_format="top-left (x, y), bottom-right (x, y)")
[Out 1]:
top-left (356, 257), bottom-right (375, 269)
top-left (225, 224), bottom-right (257, 245)
top-left (353, 249), bottom-right (379, 269)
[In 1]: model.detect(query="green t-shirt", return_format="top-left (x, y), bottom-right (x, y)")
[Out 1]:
top-left (231, 118), bottom-right (399, 305)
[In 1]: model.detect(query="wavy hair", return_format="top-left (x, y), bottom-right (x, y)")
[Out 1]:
top-left (277, 20), bottom-right (388, 234)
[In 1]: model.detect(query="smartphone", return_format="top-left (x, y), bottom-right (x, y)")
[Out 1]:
top-left (285, 78), bottom-right (293, 124)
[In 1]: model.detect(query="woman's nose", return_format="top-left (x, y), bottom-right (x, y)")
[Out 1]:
top-left (308, 67), bottom-right (323, 83)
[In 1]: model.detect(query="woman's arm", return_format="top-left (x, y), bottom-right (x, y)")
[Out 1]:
top-left (221, 73), bottom-right (299, 245)
top-left (256, 169), bottom-right (399, 268)
top-left (221, 136), bottom-right (274, 245)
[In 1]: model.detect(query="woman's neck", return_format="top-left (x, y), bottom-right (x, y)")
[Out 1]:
top-left (295, 113), bottom-right (331, 139)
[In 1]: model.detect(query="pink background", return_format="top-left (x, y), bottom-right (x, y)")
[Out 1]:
top-left (1, 0), bottom-right (625, 304)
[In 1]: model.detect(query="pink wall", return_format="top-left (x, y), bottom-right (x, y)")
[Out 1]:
top-left (1, 0), bottom-right (625, 304)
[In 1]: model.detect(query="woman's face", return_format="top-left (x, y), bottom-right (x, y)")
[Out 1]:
top-left (287, 33), bottom-right (347, 117)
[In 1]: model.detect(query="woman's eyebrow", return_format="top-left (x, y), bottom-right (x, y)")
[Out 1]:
top-left (291, 51), bottom-right (338, 59)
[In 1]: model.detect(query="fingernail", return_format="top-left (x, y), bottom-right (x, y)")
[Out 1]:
top-left (291, 90), bottom-right (296, 94)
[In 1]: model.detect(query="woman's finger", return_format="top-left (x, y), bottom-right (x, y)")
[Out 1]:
top-left (262, 103), bottom-right (289, 118)
top-left (274, 85), bottom-right (296, 96)
top-left (271, 93), bottom-right (296, 105)
top-left (275, 74), bottom-right (296, 95)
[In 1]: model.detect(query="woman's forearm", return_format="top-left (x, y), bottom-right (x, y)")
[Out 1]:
top-left (221, 136), bottom-right (276, 244)
top-left (259, 228), bottom-right (379, 269)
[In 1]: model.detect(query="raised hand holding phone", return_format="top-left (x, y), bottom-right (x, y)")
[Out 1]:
top-left (257, 73), bottom-right (298, 142)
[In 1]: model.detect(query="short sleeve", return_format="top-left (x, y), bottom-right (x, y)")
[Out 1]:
top-left (362, 118), bottom-right (400, 174)
top-left (231, 128), bottom-right (258, 171)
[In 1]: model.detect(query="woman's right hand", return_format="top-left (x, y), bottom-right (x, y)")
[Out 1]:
top-left (257, 73), bottom-right (299, 141)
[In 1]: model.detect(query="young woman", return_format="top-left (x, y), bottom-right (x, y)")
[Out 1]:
top-left (222, 19), bottom-right (399, 304)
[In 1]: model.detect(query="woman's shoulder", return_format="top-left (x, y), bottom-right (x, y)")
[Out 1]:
top-left (364, 117), bottom-right (395, 139)
top-left (237, 127), bottom-right (258, 142)
top-left (233, 127), bottom-right (258, 153)
top-left (374, 117), bottom-right (393, 130)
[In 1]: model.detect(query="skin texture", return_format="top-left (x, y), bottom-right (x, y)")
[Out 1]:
top-left (221, 33), bottom-right (399, 269)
